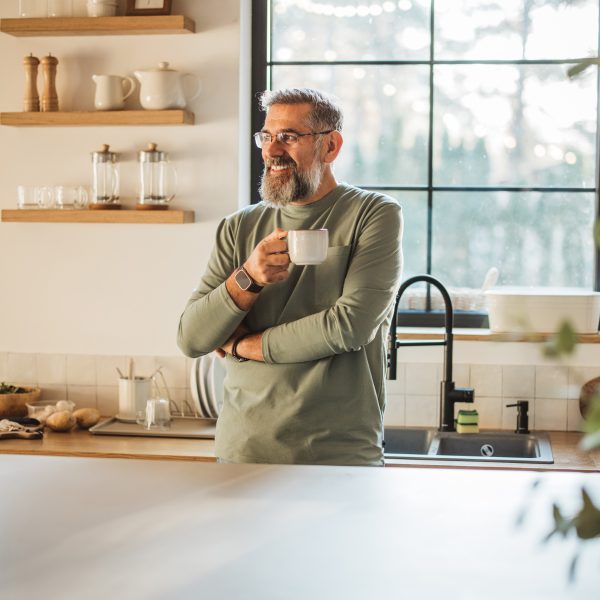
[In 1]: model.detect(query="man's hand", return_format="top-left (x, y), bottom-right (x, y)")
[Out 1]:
top-left (244, 228), bottom-right (290, 286)
top-left (216, 322), bottom-right (250, 357)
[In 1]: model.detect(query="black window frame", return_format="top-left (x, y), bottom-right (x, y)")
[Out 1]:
top-left (250, 0), bottom-right (600, 328)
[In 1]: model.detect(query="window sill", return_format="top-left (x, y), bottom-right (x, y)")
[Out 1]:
top-left (397, 327), bottom-right (600, 344)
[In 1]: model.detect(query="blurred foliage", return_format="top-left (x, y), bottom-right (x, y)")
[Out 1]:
top-left (546, 488), bottom-right (600, 581)
top-left (542, 321), bottom-right (578, 359)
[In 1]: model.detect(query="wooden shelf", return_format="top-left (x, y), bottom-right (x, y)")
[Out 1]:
top-left (0, 110), bottom-right (194, 126)
top-left (0, 15), bottom-right (195, 36)
top-left (1, 209), bottom-right (195, 224)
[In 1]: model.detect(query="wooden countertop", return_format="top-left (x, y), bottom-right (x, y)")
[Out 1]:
top-left (0, 427), bottom-right (598, 471)
top-left (1, 455), bottom-right (599, 598)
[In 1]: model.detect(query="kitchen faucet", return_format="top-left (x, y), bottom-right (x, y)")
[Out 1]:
top-left (388, 275), bottom-right (475, 432)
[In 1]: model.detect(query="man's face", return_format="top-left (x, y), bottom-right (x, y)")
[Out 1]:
top-left (259, 103), bottom-right (327, 207)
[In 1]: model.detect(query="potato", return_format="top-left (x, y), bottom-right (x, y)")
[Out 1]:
top-left (46, 410), bottom-right (76, 432)
top-left (73, 408), bottom-right (101, 430)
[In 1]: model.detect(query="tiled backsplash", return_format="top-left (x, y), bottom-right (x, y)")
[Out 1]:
top-left (1, 352), bottom-right (597, 432)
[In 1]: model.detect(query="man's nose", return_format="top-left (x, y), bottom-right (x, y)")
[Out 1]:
top-left (263, 140), bottom-right (286, 157)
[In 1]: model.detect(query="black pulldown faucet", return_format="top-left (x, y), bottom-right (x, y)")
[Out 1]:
top-left (388, 275), bottom-right (475, 432)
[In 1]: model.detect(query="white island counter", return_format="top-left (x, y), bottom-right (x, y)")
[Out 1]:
top-left (1, 455), bottom-right (599, 599)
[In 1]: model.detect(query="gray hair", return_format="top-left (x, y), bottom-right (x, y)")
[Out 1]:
top-left (259, 87), bottom-right (343, 133)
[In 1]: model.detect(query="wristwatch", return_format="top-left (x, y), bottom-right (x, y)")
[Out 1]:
top-left (234, 265), bottom-right (263, 293)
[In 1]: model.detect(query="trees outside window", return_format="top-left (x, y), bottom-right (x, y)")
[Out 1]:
top-left (251, 0), bottom-right (599, 319)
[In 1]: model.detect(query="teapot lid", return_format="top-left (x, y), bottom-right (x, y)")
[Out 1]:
top-left (146, 61), bottom-right (176, 72)
top-left (139, 142), bottom-right (168, 162)
top-left (91, 143), bottom-right (117, 163)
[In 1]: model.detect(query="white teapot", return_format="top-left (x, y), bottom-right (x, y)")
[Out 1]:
top-left (134, 62), bottom-right (200, 110)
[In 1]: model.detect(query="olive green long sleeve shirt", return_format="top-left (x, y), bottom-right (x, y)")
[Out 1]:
top-left (178, 183), bottom-right (403, 465)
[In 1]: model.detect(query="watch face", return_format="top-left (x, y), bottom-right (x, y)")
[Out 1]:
top-left (235, 269), bottom-right (252, 290)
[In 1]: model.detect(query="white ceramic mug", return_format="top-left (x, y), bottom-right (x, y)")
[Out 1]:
top-left (93, 74), bottom-right (135, 111)
top-left (287, 229), bottom-right (329, 265)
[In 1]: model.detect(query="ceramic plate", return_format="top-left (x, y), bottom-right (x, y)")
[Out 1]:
top-left (198, 354), bottom-right (213, 419)
top-left (189, 358), bottom-right (202, 417)
top-left (208, 353), bottom-right (226, 418)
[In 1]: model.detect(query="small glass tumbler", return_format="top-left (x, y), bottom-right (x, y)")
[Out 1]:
top-left (47, 0), bottom-right (72, 16)
top-left (139, 398), bottom-right (171, 430)
top-left (36, 186), bottom-right (56, 208)
top-left (17, 185), bottom-right (39, 208)
top-left (55, 185), bottom-right (88, 209)
top-left (19, 0), bottom-right (47, 17)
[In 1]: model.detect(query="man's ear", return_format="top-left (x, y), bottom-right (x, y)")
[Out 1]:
top-left (323, 131), bottom-right (343, 163)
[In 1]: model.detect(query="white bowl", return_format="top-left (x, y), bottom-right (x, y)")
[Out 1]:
top-left (485, 287), bottom-right (600, 334)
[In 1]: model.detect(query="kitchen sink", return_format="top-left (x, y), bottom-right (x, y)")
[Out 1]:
top-left (381, 426), bottom-right (437, 455)
top-left (383, 427), bottom-right (553, 464)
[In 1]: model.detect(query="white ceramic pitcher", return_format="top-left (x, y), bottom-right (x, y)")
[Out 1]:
top-left (93, 74), bottom-right (135, 111)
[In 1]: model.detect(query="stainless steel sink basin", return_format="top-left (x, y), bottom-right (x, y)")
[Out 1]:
top-left (381, 426), bottom-right (437, 455)
top-left (383, 427), bottom-right (553, 463)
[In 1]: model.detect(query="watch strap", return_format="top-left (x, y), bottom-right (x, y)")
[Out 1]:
top-left (231, 333), bottom-right (251, 362)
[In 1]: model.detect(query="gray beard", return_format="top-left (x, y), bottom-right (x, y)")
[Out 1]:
top-left (259, 158), bottom-right (325, 208)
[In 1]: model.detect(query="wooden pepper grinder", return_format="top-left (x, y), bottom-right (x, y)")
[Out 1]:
top-left (41, 53), bottom-right (59, 112)
top-left (23, 53), bottom-right (40, 112)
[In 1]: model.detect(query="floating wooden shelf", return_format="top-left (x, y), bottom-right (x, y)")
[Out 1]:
top-left (0, 110), bottom-right (194, 126)
top-left (0, 15), bottom-right (195, 36)
top-left (1, 209), bottom-right (195, 224)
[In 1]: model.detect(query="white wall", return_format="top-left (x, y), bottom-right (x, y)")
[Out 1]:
top-left (0, 0), bottom-right (242, 356)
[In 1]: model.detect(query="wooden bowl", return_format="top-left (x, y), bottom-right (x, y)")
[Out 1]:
top-left (0, 387), bottom-right (41, 418)
top-left (580, 376), bottom-right (600, 419)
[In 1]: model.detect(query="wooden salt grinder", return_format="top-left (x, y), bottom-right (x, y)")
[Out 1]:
top-left (41, 53), bottom-right (59, 112)
top-left (23, 54), bottom-right (40, 112)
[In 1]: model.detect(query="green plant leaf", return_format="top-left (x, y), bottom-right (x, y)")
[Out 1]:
top-left (573, 488), bottom-right (600, 540)
top-left (567, 58), bottom-right (600, 78)
top-left (546, 503), bottom-right (572, 540)
top-left (580, 430), bottom-right (600, 452)
top-left (543, 320), bottom-right (577, 358)
top-left (582, 393), bottom-right (600, 434)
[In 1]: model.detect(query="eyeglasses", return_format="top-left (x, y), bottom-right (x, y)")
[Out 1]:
top-left (253, 130), bottom-right (334, 148)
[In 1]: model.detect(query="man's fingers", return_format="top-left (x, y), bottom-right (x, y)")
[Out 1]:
top-left (265, 239), bottom-right (288, 255)
top-left (265, 253), bottom-right (290, 267)
top-left (263, 227), bottom-right (287, 242)
top-left (274, 270), bottom-right (290, 282)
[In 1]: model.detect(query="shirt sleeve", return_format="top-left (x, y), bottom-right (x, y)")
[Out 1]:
top-left (262, 199), bottom-right (403, 364)
top-left (177, 217), bottom-right (248, 357)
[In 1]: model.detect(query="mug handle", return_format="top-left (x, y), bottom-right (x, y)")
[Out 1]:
top-left (75, 186), bottom-right (89, 208)
top-left (122, 76), bottom-right (136, 101)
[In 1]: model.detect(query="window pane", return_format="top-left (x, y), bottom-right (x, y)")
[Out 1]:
top-left (271, 65), bottom-right (430, 186)
top-left (376, 190), bottom-right (428, 279)
top-left (435, 0), bottom-right (598, 59)
top-left (433, 64), bottom-right (597, 187)
top-left (271, 0), bottom-right (431, 61)
top-left (431, 191), bottom-right (596, 289)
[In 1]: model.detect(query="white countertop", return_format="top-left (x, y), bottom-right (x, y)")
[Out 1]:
top-left (1, 455), bottom-right (599, 599)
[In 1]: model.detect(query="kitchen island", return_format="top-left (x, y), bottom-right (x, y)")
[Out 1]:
top-left (1, 454), bottom-right (599, 599)
top-left (0, 427), bottom-right (598, 471)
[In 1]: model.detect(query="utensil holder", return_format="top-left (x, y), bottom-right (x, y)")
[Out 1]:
top-left (117, 377), bottom-right (151, 422)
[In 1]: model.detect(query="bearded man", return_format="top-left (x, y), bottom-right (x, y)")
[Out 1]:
top-left (178, 87), bottom-right (403, 466)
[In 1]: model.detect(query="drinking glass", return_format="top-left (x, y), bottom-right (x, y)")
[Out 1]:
top-left (47, 0), bottom-right (72, 16)
top-left (19, 0), bottom-right (47, 17)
